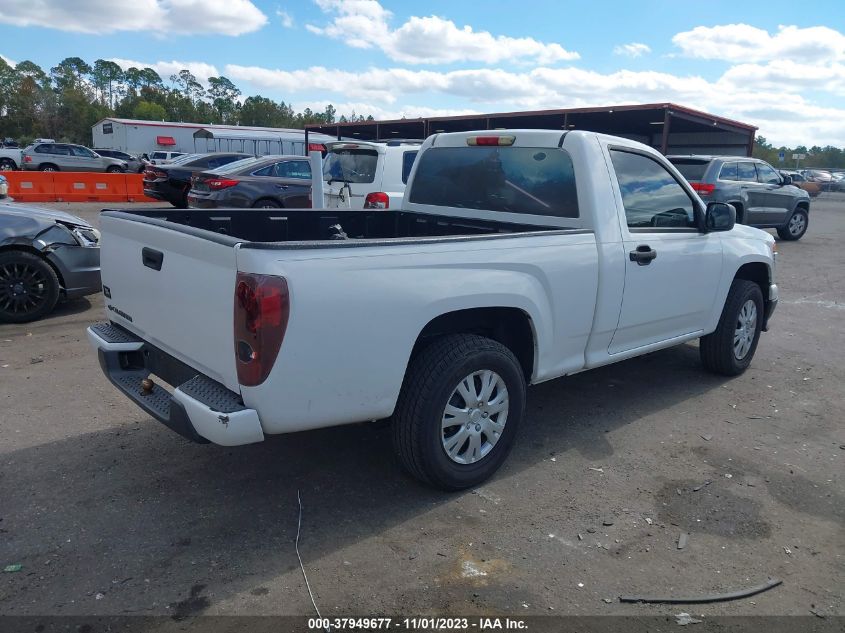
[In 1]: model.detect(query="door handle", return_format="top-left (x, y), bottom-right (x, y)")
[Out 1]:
top-left (142, 247), bottom-right (164, 271)
top-left (275, 184), bottom-right (289, 189)
top-left (629, 244), bottom-right (657, 266)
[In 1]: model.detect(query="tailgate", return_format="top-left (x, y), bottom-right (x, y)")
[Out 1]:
top-left (99, 213), bottom-right (240, 392)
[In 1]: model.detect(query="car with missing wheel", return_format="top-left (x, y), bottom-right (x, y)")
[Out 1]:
top-left (88, 129), bottom-right (778, 490)
top-left (668, 155), bottom-right (810, 240)
top-left (0, 201), bottom-right (101, 323)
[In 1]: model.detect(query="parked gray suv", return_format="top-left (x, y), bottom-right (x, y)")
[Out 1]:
top-left (668, 155), bottom-right (811, 240)
top-left (22, 142), bottom-right (128, 173)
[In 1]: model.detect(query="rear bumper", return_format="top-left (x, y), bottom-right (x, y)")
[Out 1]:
top-left (87, 322), bottom-right (264, 446)
top-left (763, 283), bottom-right (778, 331)
top-left (186, 194), bottom-right (221, 209)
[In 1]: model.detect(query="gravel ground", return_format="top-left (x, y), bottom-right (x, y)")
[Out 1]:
top-left (0, 197), bottom-right (843, 624)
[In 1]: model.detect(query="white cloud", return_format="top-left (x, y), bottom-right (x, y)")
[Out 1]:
top-left (111, 59), bottom-right (221, 84)
top-left (0, 0), bottom-right (267, 36)
top-left (613, 43), bottom-right (651, 58)
top-left (277, 9), bottom-right (294, 28)
top-left (672, 24), bottom-right (845, 63)
top-left (1, 54), bottom-right (15, 67)
top-left (225, 61), bottom-right (845, 146)
top-left (306, 0), bottom-right (578, 65)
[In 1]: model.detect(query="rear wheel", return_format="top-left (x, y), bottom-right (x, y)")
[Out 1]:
top-left (0, 251), bottom-right (61, 323)
top-left (700, 279), bottom-right (764, 376)
top-left (252, 198), bottom-right (281, 209)
top-left (106, 166), bottom-right (124, 174)
top-left (777, 208), bottom-right (808, 240)
top-left (392, 334), bottom-right (526, 490)
top-left (0, 158), bottom-right (16, 171)
top-left (40, 164), bottom-right (58, 172)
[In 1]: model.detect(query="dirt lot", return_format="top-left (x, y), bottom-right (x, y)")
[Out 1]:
top-left (1, 197), bottom-right (843, 624)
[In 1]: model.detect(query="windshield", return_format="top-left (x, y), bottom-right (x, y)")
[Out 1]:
top-left (323, 148), bottom-right (378, 183)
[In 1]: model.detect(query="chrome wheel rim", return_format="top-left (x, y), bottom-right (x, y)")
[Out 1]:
top-left (788, 213), bottom-right (806, 236)
top-left (441, 370), bottom-right (509, 464)
top-left (733, 299), bottom-right (758, 360)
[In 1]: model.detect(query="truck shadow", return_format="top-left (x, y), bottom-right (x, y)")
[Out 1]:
top-left (2, 343), bottom-right (730, 615)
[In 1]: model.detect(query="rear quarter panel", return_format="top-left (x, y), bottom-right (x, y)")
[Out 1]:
top-left (236, 232), bottom-right (599, 434)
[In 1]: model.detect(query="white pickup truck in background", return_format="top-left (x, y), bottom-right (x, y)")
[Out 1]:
top-left (88, 129), bottom-right (778, 490)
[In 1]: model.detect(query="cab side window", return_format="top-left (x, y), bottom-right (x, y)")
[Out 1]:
top-left (756, 162), bottom-right (781, 184)
top-left (609, 150), bottom-right (697, 229)
top-left (737, 162), bottom-right (757, 182)
top-left (719, 162), bottom-right (738, 181)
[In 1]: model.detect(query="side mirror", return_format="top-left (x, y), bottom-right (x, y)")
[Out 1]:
top-left (781, 174), bottom-right (792, 186)
top-left (705, 201), bottom-right (735, 232)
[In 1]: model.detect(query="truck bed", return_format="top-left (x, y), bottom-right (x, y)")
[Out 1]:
top-left (101, 208), bottom-right (577, 248)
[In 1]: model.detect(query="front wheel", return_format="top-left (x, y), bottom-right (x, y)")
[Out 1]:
top-left (0, 251), bottom-right (61, 323)
top-left (777, 209), bottom-right (808, 240)
top-left (106, 166), bottom-right (124, 174)
top-left (700, 279), bottom-right (764, 376)
top-left (392, 334), bottom-right (526, 490)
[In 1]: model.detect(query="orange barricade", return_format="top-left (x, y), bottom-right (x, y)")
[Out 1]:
top-left (2, 171), bottom-right (159, 203)
top-left (52, 172), bottom-right (128, 202)
top-left (3, 171), bottom-right (56, 202)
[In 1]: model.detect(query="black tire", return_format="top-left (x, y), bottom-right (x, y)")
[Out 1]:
top-left (40, 164), bottom-right (59, 172)
top-left (777, 208), bottom-right (808, 241)
top-left (0, 251), bottom-right (61, 323)
top-left (392, 334), bottom-right (526, 490)
top-left (106, 166), bottom-right (124, 174)
top-left (0, 158), bottom-right (16, 171)
top-left (700, 279), bottom-right (764, 376)
top-left (252, 198), bottom-right (281, 209)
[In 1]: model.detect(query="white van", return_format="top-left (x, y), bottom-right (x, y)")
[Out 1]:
top-left (322, 140), bottom-right (420, 209)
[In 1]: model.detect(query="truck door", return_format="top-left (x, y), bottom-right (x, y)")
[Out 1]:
top-left (606, 148), bottom-right (723, 354)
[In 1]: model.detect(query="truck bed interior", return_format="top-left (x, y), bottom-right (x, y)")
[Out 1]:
top-left (102, 208), bottom-right (570, 245)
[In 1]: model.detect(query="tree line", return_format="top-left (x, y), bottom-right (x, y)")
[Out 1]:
top-left (753, 136), bottom-right (845, 169)
top-left (0, 56), bottom-right (373, 146)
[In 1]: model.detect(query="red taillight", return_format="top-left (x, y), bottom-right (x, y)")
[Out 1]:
top-left (691, 182), bottom-right (715, 196)
top-left (308, 143), bottom-right (326, 156)
top-left (23, 155), bottom-right (32, 163)
top-left (363, 192), bottom-right (389, 209)
top-left (234, 273), bottom-right (289, 387)
top-left (145, 168), bottom-right (166, 180)
top-left (207, 178), bottom-right (239, 191)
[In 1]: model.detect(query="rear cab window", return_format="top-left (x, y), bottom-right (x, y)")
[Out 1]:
top-left (323, 146), bottom-right (378, 183)
top-left (408, 146), bottom-right (579, 218)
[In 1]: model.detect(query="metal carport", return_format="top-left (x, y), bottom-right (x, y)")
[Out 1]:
top-left (305, 103), bottom-right (757, 156)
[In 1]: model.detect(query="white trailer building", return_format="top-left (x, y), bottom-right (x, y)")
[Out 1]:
top-left (91, 118), bottom-right (334, 157)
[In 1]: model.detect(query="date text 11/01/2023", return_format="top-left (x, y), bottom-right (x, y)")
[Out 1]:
top-left (308, 617), bottom-right (528, 630)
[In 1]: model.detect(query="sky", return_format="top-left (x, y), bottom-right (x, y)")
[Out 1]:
top-left (1, 0), bottom-right (844, 147)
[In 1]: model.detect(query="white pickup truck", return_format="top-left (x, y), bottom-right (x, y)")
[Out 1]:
top-left (88, 130), bottom-right (778, 490)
